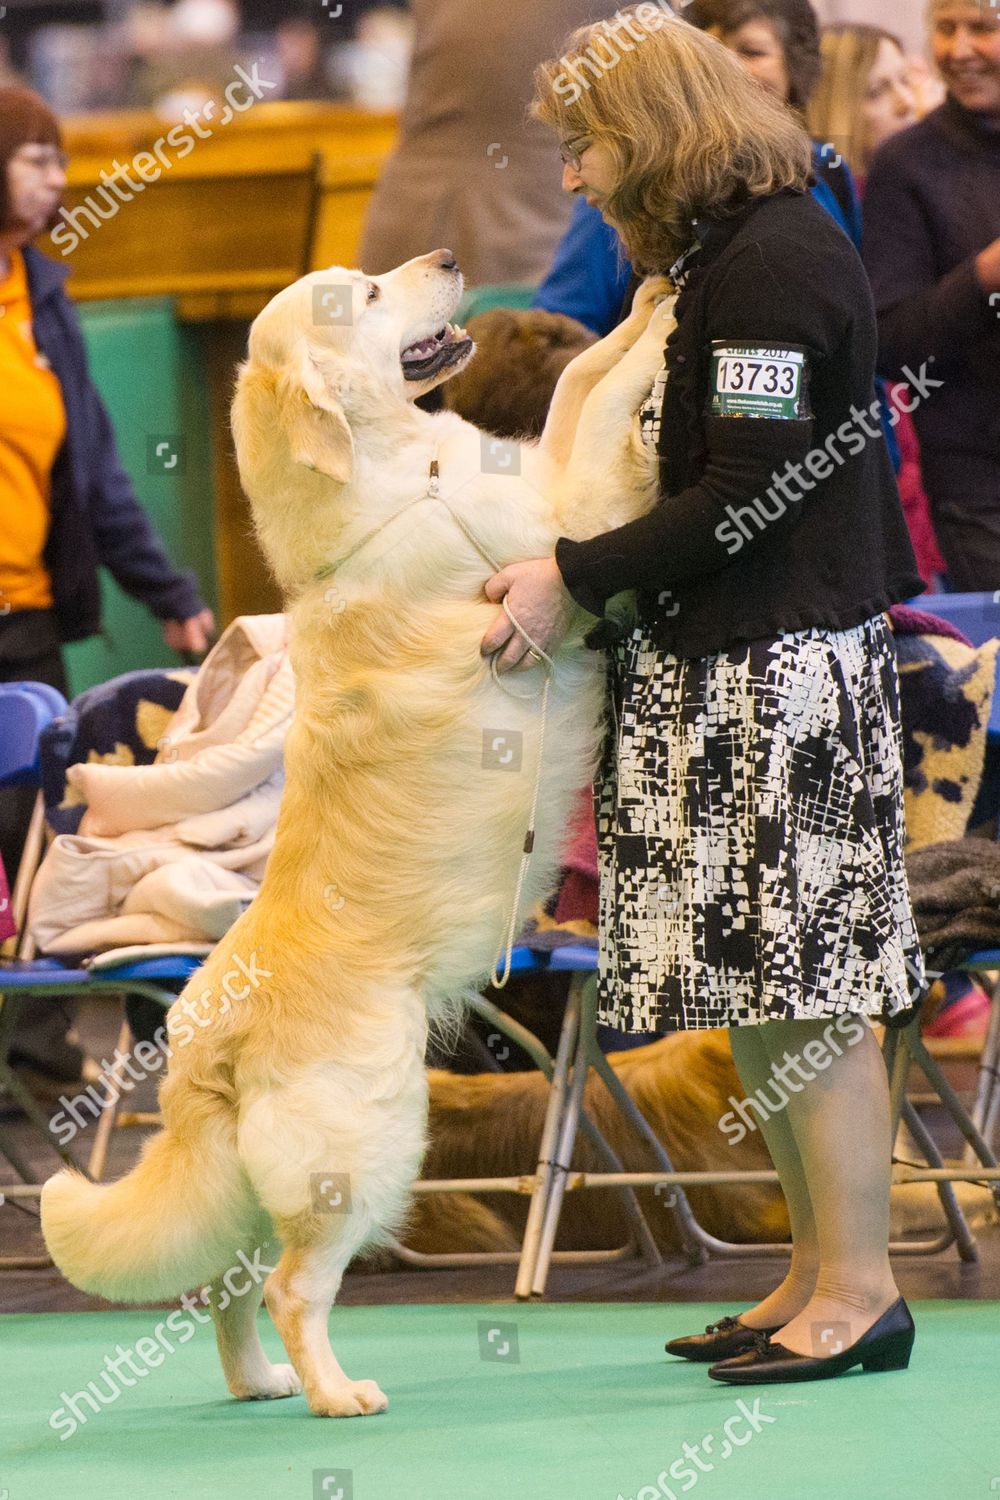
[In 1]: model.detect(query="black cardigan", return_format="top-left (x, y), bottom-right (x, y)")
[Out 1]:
top-left (554, 188), bottom-right (925, 658)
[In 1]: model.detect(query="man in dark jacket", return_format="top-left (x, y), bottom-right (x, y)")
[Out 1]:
top-left (863, 0), bottom-right (1000, 590)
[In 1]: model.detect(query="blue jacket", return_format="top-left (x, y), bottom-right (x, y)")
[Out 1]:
top-left (21, 246), bottom-right (205, 644)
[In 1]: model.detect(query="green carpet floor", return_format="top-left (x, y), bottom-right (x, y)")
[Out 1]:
top-left (3, 1301), bottom-right (998, 1500)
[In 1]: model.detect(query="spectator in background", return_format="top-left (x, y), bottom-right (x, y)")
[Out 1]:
top-left (0, 88), bottom-right (213, 1087)
top-left (809, 24), bottom-right (918, 180)
top-left (809, 25), bottom-right (945, 590)
top-left (122, 0), bottom-right (242, 113)
top-left (274, 15), bottom-right (339, 102)
top-left (534, 0), bottom-right (864, 337)
top-left (0, 37), bottom-right (27, 93)
top-left (863, 0), bottom-right (1000, 591)
top-left (328, 6), bottom-right (413, 111)
top-left (359, 0), bottom-right (609, 288)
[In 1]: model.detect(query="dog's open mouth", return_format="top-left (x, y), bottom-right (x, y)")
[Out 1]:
top-left (400, 322), bottom-right (474, 381)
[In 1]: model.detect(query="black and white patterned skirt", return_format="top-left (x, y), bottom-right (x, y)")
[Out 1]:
top-left (594, 612), bottom-right (925, 1033)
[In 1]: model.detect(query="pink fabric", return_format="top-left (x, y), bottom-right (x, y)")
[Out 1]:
top-left (855, 173), bottom-right (945, 590)
top-left (887, 603), bottom-right (972, 646)
top-left (893, 400), bottom-right (946, 587)
top-left (0, 854), bottom-right (15, 942)
top-left (554, 785), bottom-right (599, 925)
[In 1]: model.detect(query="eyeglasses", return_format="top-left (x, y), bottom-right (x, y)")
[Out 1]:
top-left (12, 146), bottom-right (69, 172)
top-left (558, 138), bottom-right (591, 172)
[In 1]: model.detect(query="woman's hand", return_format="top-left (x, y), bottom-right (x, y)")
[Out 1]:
top-left (162, 608), bottom-right (216, 657)
top-left (480, 558), bottom-right (575, 673)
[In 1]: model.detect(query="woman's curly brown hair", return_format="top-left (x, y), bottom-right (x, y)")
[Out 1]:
top-left (533, 10), bottom-right (812, 275)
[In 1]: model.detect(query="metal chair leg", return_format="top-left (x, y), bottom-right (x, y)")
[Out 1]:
top-left (514, 982), bottom-right (582, 1299)
top-left (585, 1038), bottom-right (707, 1267)
top-left (0, 1052), bottom-right (90, 1178)
top-left (904, 1020), bottom-right (998, 1173)
top-left (529, 974), bottom-right (593, 1297)
top-left (969, 980), bottom-right (1000, 1156)
top-left (87, 1018), bottom-right (133, 1182)
top-left (893, 1099), bottom-right (977, 1261)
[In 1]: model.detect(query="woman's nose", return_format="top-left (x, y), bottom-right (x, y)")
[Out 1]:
top-left (562, 161), bottom-right (582, 193)
top-left (895, 84), bottom-right (915, 116)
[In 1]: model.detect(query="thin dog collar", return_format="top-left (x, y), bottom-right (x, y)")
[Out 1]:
top-left (315, 449), bottom-right (444, 584)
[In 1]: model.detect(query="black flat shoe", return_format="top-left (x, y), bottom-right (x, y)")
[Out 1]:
top-left (708, 1297), bottom-right (915, 1384)
top-left (665, 1314), bottom-right (782, 1363)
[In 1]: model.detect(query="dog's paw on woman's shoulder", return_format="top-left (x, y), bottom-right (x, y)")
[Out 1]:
top-left (441, 308), bottom-right (596, 441)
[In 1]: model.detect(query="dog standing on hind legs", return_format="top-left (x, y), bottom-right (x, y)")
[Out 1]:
top-left (41, 250), bottom-right (676, 1418)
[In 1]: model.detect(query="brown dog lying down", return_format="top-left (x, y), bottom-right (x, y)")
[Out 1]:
top-left (442, 307), bottom-right (596, 439)
top-left (405, 1030), bottom-right (789, 1256)
top-left (399, 1027), bottom-right (992, 1260)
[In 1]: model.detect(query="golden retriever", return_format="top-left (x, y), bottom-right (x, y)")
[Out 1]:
top-left (41, 251), bottom-right (675, 1418)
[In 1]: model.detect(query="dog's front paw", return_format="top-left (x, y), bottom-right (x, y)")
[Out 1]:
top-left (632, 274), bottom-right (674, 320)
top-left (309, 1378), bottom-right (389, 1418)
top-left (638, 295), bottom-right (678, 343)
top-left (230, 1363), bottom-right (303, 1401)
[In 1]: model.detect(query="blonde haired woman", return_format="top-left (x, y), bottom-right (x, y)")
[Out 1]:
top-left (480, 11), bottom-right (926, 1385)
top-left (808, 27), bottom-right (946, 591)
top-left (808, 25), bottom-right (918, 178)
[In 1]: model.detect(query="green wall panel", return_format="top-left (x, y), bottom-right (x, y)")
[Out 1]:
top-left (62, 297), bottom-right (218, 696)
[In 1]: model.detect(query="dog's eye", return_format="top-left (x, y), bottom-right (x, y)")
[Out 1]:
top-left (366, 283), bottom-right (380, 304)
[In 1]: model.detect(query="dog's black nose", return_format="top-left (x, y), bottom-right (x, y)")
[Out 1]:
top-left (439, 253), bottom-right (459, 273)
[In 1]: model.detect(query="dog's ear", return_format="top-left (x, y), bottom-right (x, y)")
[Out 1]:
top-left (278, 343), bottom-right (354, 485)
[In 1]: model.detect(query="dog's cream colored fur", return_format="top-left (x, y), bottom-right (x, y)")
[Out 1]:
top-left (41, 251), bottom-right (675, 1418)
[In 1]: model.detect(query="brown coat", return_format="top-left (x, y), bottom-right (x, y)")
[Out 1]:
top-left (359, 0), bottom-right (605, 287)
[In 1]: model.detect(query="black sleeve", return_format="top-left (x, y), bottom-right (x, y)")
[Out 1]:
top-left (554, 234), bottom-right (847, 610)
top-left (862, 151), bottom-right (994, 379)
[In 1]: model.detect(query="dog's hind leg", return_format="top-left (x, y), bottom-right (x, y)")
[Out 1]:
top-left (238, 1045), bottom-right (427, 1417)
top-left (264, 1232), bottom-right (388, 1418)
top-left (207, 1234), bottom-right (303, 1401)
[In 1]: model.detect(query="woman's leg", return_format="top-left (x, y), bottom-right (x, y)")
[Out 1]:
top-left (727, 1023), bottom-right (819, 1328)
top-left (753, 1014), bottom-right (900, 1357)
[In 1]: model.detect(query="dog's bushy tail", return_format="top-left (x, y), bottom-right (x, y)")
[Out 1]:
top-left (41, 1080), bottom-right (258, 1304)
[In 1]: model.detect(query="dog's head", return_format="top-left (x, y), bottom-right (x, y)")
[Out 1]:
top-left (233, 250), bottom-right (475, 489)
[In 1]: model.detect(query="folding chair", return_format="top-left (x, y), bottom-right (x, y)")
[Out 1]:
top-left (401, 938), bottom-right (804, 1299)
top-left (0, 683), bottom-right (87, 1182)
top-left (0, 673), bottom-right (208, 1267)
top-left (876, 590), bottom-right (1000, 1258)
top-left (393, 944), bottom-right (669, 1283)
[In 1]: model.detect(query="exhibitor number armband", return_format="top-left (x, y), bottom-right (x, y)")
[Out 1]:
top-left (708, 342), bottom-right (813, 421)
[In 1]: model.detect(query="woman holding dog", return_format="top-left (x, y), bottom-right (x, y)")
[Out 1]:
top-left (481, 12), bottom-right (926, 1385)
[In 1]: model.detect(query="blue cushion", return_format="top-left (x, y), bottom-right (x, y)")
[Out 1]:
top-left (94, 956), bottom-right (204, 983)
top-left (548, 943), bottom-right (599, 972)
top-left (959, 949), bottom-right (1000, 969)
top-left (904, 592), bottom-right (1000, 651)
top-left (505, 946), bottom-right (547, 975)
